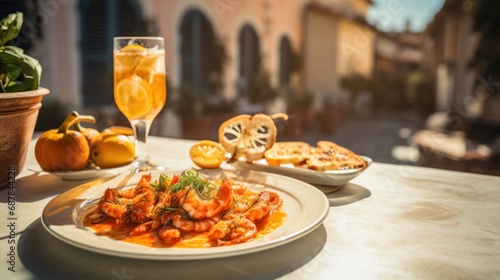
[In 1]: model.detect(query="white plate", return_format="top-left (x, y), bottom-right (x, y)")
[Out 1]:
top-left (41, 169), bottom-right (329, 260)
top-left (29, 163), bottom-right (132, 180)
top-left (233, 156), bottom-right (372, 186)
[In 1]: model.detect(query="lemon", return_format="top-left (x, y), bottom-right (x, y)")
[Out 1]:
top-left (90, 131), bottom-right (135, 168)
top-left (189, 140), bottom-right (226, 169)
top-left (115, 74), bottom-right (153, 119)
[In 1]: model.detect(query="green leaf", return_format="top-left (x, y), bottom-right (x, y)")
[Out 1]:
top-left (0, 12), bottom-right (42, 93)
top-left (0, 45), bottom-right (41, 92)
top-left (0, 12), bottom-right (23, 47)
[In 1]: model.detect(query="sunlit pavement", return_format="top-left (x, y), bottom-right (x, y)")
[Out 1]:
top-left (278, 109), bottom-right (425, 166)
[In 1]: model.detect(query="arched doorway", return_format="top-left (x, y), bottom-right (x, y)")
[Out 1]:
top-left (179, 9), bottom-right (215, 96)
top-left (238, 24), bottom-right (260, 99)
top-left (279, 36), bottom-right (293, 87)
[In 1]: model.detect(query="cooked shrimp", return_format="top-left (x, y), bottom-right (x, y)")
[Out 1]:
top-left (151, 189), bottom-right (181, 223)
top-left (120, 188), bottom-right (135, 199)
top-left (130, 200), bottom-right (181, 236)
top-left (122, 175), bottom-right (158, 224)
top-left (260, 191), bottom-right (283, 212)
top-left (244, 200), bottom-right (270, 222)
top-left (244, 191), bottom-right (283, 222)
top-left (101, 188), bottom-right (131, 204)
top-left (232, 193), bottom-right (256, 214)
top-left (178, 178), bottom-right (233, 220)
top-left (99, 188), bottom-right (130, 219)
top-left (158, 227), bottom-right (181, 241)
top-left (100, 202), bottom-right (128, 219)
top-left (130, 192), bottom-right (181, 235)
top-left (171, 214), bottom-right (220, 232)
top-left (231, 185), bottom-right (260, 214)
top-left (207, 220), bottom-right (231, 240)
top-left (129, 220), bottom-right (154, 236)
top-left (134, 175), bottom-right (157, 203)
top-left (208, 217), bottom-right (257, 245)
top-left (125, 192), bottom-right (155, 224)
top-left (151, 202), bottom-right (178, 225)
top-left (231, 182), bottom-right (247, 195)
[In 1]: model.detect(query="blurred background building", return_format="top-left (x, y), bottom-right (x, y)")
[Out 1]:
top-left (1, 0), bottom-right (499, 175)
top-left (1, 0), bottom-right (376, 136)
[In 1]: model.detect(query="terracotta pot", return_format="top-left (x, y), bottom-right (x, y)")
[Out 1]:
top-left (0, 88), bottom-right (49, 188)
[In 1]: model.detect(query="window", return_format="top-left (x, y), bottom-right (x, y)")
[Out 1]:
top-left (179, 9), bottom-right (215, 96)
top-left (0, 1), bottom-right (38, 51)
top-left (80, 0), bottom-right (149, 106)
top-left (238, 24), bottom-right (260, 97)
top-left (279, 36), bottom-right (293, 87)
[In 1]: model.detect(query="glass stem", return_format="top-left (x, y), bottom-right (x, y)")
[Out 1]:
top-left (131, 120), bottom-right (152, 164)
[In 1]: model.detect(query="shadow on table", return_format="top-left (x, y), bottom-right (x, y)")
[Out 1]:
top-left (18, 218), bottom-right (327, 280)
top-left (0, 172), bottom-right (94, 203)
top-left (326, 183), bottom-right (371, 207)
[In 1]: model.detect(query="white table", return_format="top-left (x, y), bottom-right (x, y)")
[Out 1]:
top-left (1, 136), bottom-right (500, 279)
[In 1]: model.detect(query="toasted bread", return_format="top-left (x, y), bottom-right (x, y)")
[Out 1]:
top-left (264, 141), bottom-right (311, 166)
top-left (306, 141), bottom-right (367, 171)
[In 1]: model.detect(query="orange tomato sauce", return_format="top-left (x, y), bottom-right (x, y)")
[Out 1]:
top-left (83, 206), bottom-right (287, 248)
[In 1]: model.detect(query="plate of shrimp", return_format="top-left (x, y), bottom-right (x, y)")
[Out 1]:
top-left (42, 168), bottom-right (329, 260)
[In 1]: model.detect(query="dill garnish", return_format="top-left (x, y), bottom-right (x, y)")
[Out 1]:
top-left (159, 173), bottom-right (169, 190)
top-left (154, 203), bottom-right (181, 216)
top-left (169, 168), bottom-right (218, 200)
top-left (149, 173), bottom-right (171, 191)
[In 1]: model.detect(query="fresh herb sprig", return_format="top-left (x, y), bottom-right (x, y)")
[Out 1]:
top-left (149, 173), bottom-right (171, 191)
top-left (169, 169), bottom-right (217, 200)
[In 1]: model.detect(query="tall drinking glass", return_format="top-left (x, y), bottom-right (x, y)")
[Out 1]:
top-left (113, 37), bottom-right (166, 172)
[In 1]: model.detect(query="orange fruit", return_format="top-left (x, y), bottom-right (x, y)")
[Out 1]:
top-left (114, 74), bottom-right (153, 119)
top-left (189, 140), bottom-right (226, 169)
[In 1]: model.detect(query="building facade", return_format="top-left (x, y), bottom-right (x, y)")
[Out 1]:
top-left (5, 0), bottom-right (375, 134)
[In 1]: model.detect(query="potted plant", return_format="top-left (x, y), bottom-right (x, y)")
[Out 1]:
top-left (0, 12), bottom-right (48, 187)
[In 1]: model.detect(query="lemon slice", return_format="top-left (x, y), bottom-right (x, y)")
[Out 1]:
top-left (121, 44), bottom-right (146, 52)
top-left (189, 140), bottom-right (226, 169)
top-left (115, 44), bottom-right (146, 71)
top-left (136, 55), bottom-right (159, 72)
top-left (135, 55), bottom-right (160, 82)
top-left (115, 74), bottom-right (153, 119)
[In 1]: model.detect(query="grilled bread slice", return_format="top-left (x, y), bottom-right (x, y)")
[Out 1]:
top-left (264, 141), bottom-right (311, 166)
top-left (306, 141), bottom-right (367, 171)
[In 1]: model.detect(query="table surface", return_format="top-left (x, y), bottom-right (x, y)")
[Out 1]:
top-left (1, 136), bottom-right (500, 279)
